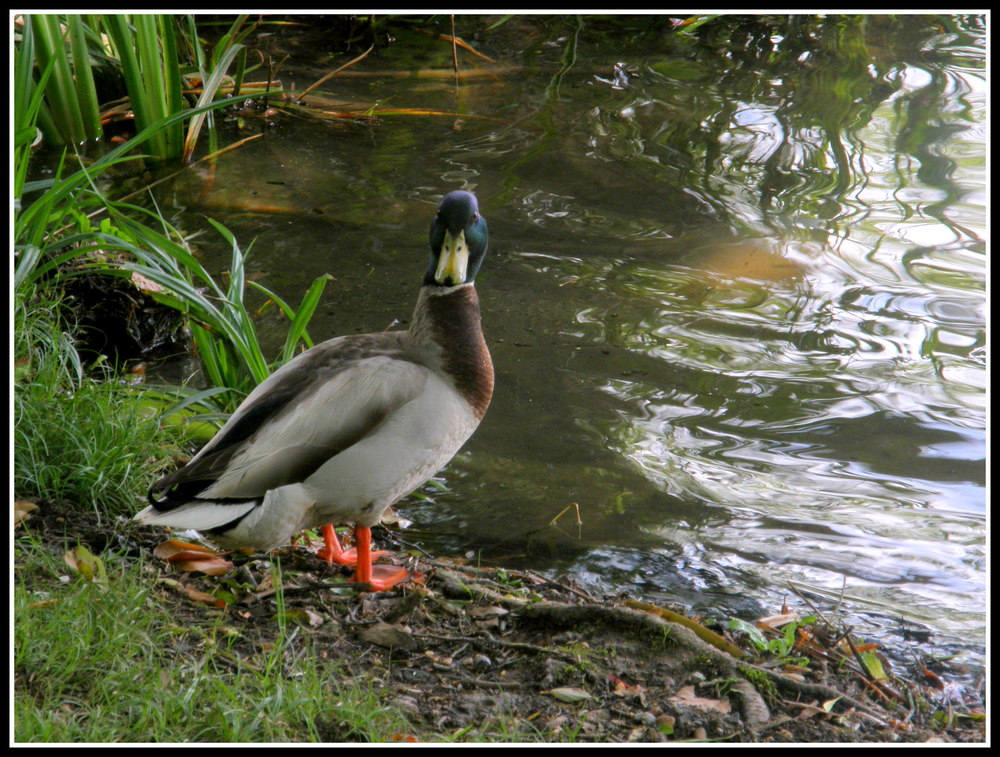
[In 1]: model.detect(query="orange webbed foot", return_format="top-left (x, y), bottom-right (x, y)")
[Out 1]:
top-left (318, 524), bottom-right (386, 566)
top-left (348, 525), bottom-right (423, 592)
top-left (352, 563), bottom-right (414, 592)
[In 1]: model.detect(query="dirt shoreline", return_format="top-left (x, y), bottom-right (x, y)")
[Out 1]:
top-left (17, 501), bottom-right (986, 743)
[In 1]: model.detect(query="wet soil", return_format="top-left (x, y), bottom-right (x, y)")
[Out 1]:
top-left (18, 499), bottom-right (986, 744)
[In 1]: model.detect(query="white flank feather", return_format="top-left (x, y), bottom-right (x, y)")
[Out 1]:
top-left (133, 501), bottom-right (258, 531)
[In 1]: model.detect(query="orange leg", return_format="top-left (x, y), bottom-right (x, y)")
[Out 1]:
top-left (350, 526), bottom-right (410, 591)
top-left (318, 524), bottom-right (359, 565)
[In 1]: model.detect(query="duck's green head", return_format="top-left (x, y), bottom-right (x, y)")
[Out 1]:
top-left (426, 190), bottom-right (488, 287)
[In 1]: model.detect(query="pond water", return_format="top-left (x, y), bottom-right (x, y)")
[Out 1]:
top-left (158, 15), bottom-right (986, 662)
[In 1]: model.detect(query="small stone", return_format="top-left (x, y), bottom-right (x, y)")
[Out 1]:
top-left (470, 654), bottom-right (492, 672)
top-left (469, 605), bottom-right (508, 619)
top-left (359, 622), bottom-right (417, 650)
top-left (388, 695), bottom-right (420, 715)
top-left (635, 712), bottom-right (656, 727)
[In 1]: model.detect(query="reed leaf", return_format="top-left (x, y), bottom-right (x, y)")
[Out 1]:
top-left (182, 41), bottom-right (247, 163)
top-left (100, 14), bottom-right (194, 160)
top-left (86, 204), bottom-right (329, 411)
top-left (101, 15), bottom-right (156, 149)
top-left (159, 16), bottom-right (185, 157)
top-left (66, 14), bottom-right (102, 141)
top-left (250, 273), bottom-right (332, 363)
top-left (14, 16), bottom-right (59, 200)
top-left (30, 14), bottom-right (87, 145)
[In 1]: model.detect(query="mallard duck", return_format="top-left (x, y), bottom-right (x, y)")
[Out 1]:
top-left (135, 190), bottom-right (493, 590)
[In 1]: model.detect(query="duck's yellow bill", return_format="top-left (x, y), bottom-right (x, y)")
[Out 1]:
top-left (435, 229), bottom-right (469, 285)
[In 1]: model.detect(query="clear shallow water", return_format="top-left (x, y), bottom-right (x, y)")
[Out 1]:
top-left (161, 15), bottom-right (986, 659)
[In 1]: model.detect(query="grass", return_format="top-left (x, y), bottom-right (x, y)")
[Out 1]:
top-left (13, 294), bottom-right (168, 521)
top-left (13, 374), bottom-right (163, 521)
top-left (14, 296), bottom-right (134, 513)
top-left (13, 539), bottom-right (414, 742)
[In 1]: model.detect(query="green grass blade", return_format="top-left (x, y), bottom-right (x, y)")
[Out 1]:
top-left (287, 273), bottom-right (333, 350)
top-left (31, 14), bottom-right (85, 144)
top-left (66, 15), bottom-right (102, 141)
top-left (102, 14), bottom-right (157, 153)
top-left (251, 273), bottom-right (333, 362)
top-left (158, 15), bottom-right (186, 157)
top-left (183, 41), bottom-right (246, 162)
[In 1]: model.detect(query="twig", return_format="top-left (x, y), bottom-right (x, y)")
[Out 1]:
top-left (411, 631), bottom-right (581, 663)
top-left (416, 28), bottom-right (497, 63)
top-left (523, 569), bottom-right (597, 603)
top-left (834, 575), bottom-right (848, 617)
top-left (547, 501), bottom-right (583, 541)
top-left (443, 674), bottom-right (524, 690)
top-left (786, 580), bottom-right (834, 628)
top-left (299, 44), bottom-right (374, 100)
top-left (243, 577), bottom-right (359, 603)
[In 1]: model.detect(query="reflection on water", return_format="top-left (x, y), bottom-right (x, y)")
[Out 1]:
top-left (165, 15), bottom-right (985, 658)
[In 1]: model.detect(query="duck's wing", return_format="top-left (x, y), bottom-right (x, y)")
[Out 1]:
top-left (148, 332), bottom-right (429, 506)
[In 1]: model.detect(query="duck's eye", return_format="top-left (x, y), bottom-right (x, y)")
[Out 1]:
top-left (471, 212), bottom-right (479, 223)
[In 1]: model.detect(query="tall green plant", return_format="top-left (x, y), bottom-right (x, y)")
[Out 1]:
top-left (16, 14), bottom-right (275, 166)
top-left (14, 100), bottom-right (235, 297)
top-left (181, 14), bottom-right (260, 161)
top-left (101, 13), bottom-right (259, 162)
top-left (22, 13), bottom-right (103, 145)
top-left (102, 14), bottom-right (185, 161)
top-left (92, 204), bottom-right (332, 411)
top-left (14, 16), bottom-right (58, 201)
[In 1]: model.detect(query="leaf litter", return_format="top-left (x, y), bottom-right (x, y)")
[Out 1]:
top-left (18, 498), bottom-right (986, 743)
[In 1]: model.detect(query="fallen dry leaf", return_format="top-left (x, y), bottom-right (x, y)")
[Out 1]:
top-left (14, 500), bottom-right (39, 527)
top-left (153, 539), bottom-right (234, 575)
top-left (668, 685), bottom-right (731, 714)
top-left (153, 539), bottom-right (225, 560)
top-left (757, 612), bottom-right (799, 628)
top-left (469, 605), bottom-right (509, 619)
top-left (131, 270), bottom-right (164, 293)
top-left (609, 675), bottom-right (647, 704)
top-left (284, 607), bottom-right (325, 628)
top-left (360, 622), bottom-right (418, 650)
top-left (169, 557), bottom-right (235, 576)
top-left (63, 545), bottom-right (108, 585)
top-left (27, 598), bottom-right (60, 610)
top-left (157, 577), bottom-right (225, 608)
top-left (785, 699), bottom-right (834, 720)
top-left (544, 687), bottom-right (592, 703)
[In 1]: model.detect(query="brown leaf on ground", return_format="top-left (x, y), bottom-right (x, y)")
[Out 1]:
top-left (14, 500), bottom-right (39, 527)
top-left (153, 539), bottom-right (234, 575)
top-left (668, 685), bottom-right (732, 714)
top-left (157, 577), bottom-right (225, 608)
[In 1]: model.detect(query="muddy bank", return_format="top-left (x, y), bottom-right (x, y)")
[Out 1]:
top-left (18, 500), bottom-right (985, 743)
